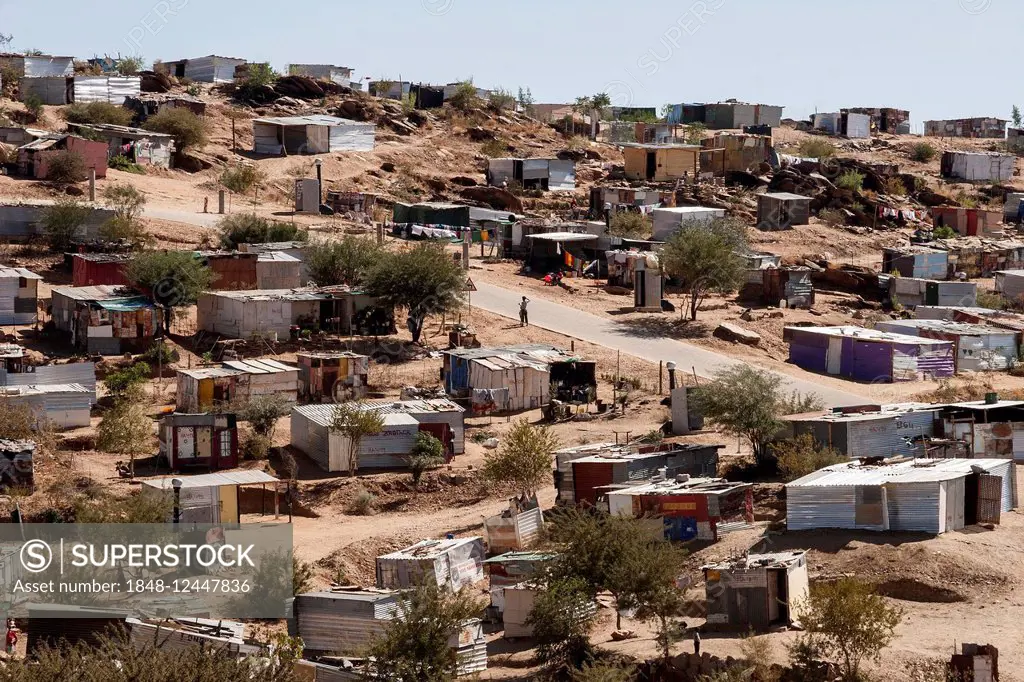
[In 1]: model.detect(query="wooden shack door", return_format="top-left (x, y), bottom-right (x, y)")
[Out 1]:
top-left (977, 474), bottom-right (1003, 524)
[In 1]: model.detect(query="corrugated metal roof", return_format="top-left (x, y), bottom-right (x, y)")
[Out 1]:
top-left (608, 477), bottom-right (750, 497)
top-left (0, 267), bottom-right (42, 280)
top-left (787, 325), bottom-right (953, 345)
top-left (0, 344), bottom-right (23, 359)
top-left (177, 367), bottom-right (246, 380)
top-left (783, 403), bottom-right (942, 424)
top-left (762, 192), bottom-right (809, 201)
top-left (620, 143), bottom-right (701, 150)
top-left (253, 115), bottom-right (368, 127)
top-left (378, 537), bottom-right (482, 561)
top-left (878, 319), bottom-right (1012, 336)
top-left (365, 399), bottom-right (465, 415)
top-left (204, 288), bottom-right (330, 302)
top-left (788, 458), bottom-right (1013, 487)
top-left (222, 359), bottom-right (297, 374)
top-left (703, 550), bottom-right (806, 571)
top-left (526, 232), bottom-right (598, 243)
top-left (292, 403), bottom-right (418, 428)
top-left (0, 383), bottom-right (90, 396)
top-left (69, 123), bottom-right (174, 138)
top-left (257, 251), bottom-right (301, 263)
top-left (52, 285), bottom-right (133, 301)
top-left (483, 551), bottom-right (558, 564)
top-left (96, 297), bottom-right (152, 312)
top-left (296, 589), bottom-right (398, 603)
top-left (944, 400), bottom-right (1024, 410)
top-left (141, 470), bottom-right (279, 489)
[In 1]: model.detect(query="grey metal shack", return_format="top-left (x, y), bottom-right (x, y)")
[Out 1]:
top-left (780, 403), bottom-right (942, 458)
top-left (787, 458), bottom-right (1017, 533)
top-left (757, 192), bottom-right (810, 231)
top-left (376, 537), bottom-right (485, 591)
top-left (289, 589), bottom-right (401, 655)
top-left (703, 551), bottom-right (809, 631)
top-left (252, 115), bottom-right (375, 154)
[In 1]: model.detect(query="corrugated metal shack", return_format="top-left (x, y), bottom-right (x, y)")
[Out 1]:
top-left (51, 285), bottom-right (157, 354)
top-left (252, 115), bottom-right (375, 154)
top-left (812, 112), bottom-right (871, 138)
top-left (442, 344), bottom-right (597, 413)
top-left (702, 101), bottom-right (784, 129)
top-left (176, 359), bottom-right (298, 412)
top-left (238, 240), bottom-right (310, 283)
top-left (622, 144), bottom-right (700, 182)
top-left (0, 266), bottom-right (40, 325)
top-left (126, 618), bottom-right (255, 656)
top-left (786, 458), bottom-right (1017, 533)
top-left (762, 267), bottom-right (815, 308)
top-left (140, 470), bottom-right (280, 524)
top-left (0, 361), bottom-right (97, 403)
top-left (287, 64), bottom-right (353, 85)
top-left (19, 75), bottom-right (140, 105)
top-left (885, 276), bottom-right (977, 308)
top-left (589, 186), bottom-right (673, 218)
top-left (524, 232), bottom-right (597, 272)
top-left (756, 192), bottom-right (811, 231)
top-left (915, 305), bottom-right (1024, 335)
top-left (0, 344), bottom-right (23, 373)
top-left (925, 117), bottom-right (1008, 138)
top-left (290, 589), bottom-right (401, 655)
top-left (995, 270), bottom-right (1024, 300)
top-left (555, 442), bottom-right (723, 506)
top-left (483, 551), bottom-right (556, 614)
top-left (785, 325), bottom-right (955, 382)
top-left (71, 253), bottom-right (131, 287)
top-left (17, 135), bottom-right (109, 180)
top-left (164, 55), bottom-right (247, 83)
top-left (0, 126), bottom-right (49, 146)
top-left (376, 537), bottom-right (486, 590)
top-left (846, 107), bottom-right (910, 134)
top-left (931, 206), bottom-right (1002, 237)
top-left (25, 604), bottom-right (127, 658)
top-left (197, 250), bottom-right (258, 290)
top-left (882, 246), bottom-right (950, 279)
top-left (256, 251), bottom-right (302, 289)
top-left (699, 132), bottom-right (771, 175)
top-left (197, 287), bottom-right (393, 340)
top-left (0, 53), bottom-right (74, 78)
top-left (703, 551), bottom-right (809, 631)
top-left (158, 413), bottom-right (239, 470)
top-left (940, 151), bottom-right (1015, 182)
top-left (938, 399), bottom-right (1024, 461)
top-left (483, 495), bottom-right (543, 553)
top-left (1, 383), bottom-right (92, 429)
top-left (67, 122), bottom-right (176, 169)
top-left (652, 206), bottom-right (726, 241)
top-left (297, 351), bottom-right (369, 402)
top-left (365, 398), bottom-right (466, 455)
top-left (123, 94), bottom-right (207, 123)
top-left (943, 238), bottom-right (1024, 278)
top-left (291, 404), bottom-right (416, 472)
top-left (781, 403), bottom-right (942, 459)
top-left (875, 319), bottom-right (1018, 372)
top-left (486, 157), bottom-right (576, 191)
top-left (0, 439), bottom-right (34, 490)
top-left (606, 478), bottom-right (754, 542)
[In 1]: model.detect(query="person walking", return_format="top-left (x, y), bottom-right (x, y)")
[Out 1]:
top-left (519, 296), bottom-right (530, 327)
top-left (692, 629), bottom-right (701, 657)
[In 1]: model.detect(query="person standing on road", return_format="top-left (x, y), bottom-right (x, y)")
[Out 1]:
top-left (692, 629), bottom-right (701, 657)
top-left (519, 296), bottom-right (530, 327)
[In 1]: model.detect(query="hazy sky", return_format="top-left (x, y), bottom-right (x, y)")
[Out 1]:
top-left (0, 0), bottom-right (1015, 128)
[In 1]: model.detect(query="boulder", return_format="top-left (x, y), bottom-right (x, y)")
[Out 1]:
top-left (467, 126), bottom-right (496, 141)
top-left (450, 176), bottom-right (478, 187)
top-left (459, 186), bottom-right (524, 213)
top-left (714, 323), bottom-right (761, 346)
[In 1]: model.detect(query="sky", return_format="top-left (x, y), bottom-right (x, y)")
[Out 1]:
top-left (0, 0), bottom-right (1017, 129)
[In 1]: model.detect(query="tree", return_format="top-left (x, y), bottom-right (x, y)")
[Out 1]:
top-left (572, 96), bottom-right (593, 137)
top-left (364, 581), bottom-right (484, 682)
top-left (365, 243), bottom-right (466, 344)
top-left (589, 92), bottom-right (612, 139)
top-left (45, 150), bottom-right (87, 184)
top-left (306, 236), bottom-right (383, 287)
top-left (100, 183), bottom-right (148, 245)
top-left (526, 577), bottom-right (597, 674)
top-left (693, 365), bottom-right (822, 467)
top-left (217, 213), bottom-right (307, 249)
top-left (661, 217), bottom-right (748, 320)
top-left (0, 400), bottom-right (36, 440)
top-left (124, 250), bottom-right (214, 330)
top-left (488, 87), bottom-right (516, 114)
top-left (607, 212), bottom-right (652, 240)
top-left (23, 93), bottom-right (44, 123)
top-left (571, 662), bottom-right (637, 682)
top-left (329, 402), bottom-right (385, 476)
top-left (517, 86), bottom-right (535, 116)
top-left (482, 419), bottom-right (559, 495)
top-left (1013, 105), bottom-right (1022, 128)
top-left (797, 578), bottom-right (903, 682)
top-left (236, 393), bottom-right (292, 439)
top-left (143, 108), bottom-right (209, 150)
top-left (447, 79), bottom-right (479, 112)
top-left (773, 433), bottom-right (846, 481)
top-left (660, 103), bottom-right (675, 121)
top-left (684, 122), bottom-right (707, 145)
top-left (63, 102), bottom-right (135, 127)
top-left (104, 361), bottom-right (151, 398)
top-left (96, 386), bottom-right (152, 478)
top-left (117, 55), bottom-right (144, 76)
top-left (244, 62), bottom-right (278, 88)
top-left (407, 432), bottom-right (445, 489)
top-left (221, 163), bottom-right (268, 210)
top-left (42, 197), bottom-right (92, 250)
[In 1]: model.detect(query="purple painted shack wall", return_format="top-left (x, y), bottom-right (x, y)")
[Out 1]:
top-left (843, 338), bottom-right (893, 382)
top-left (903, 342), bottom-right (955, 381)
top-left (788, 333), bottom-right (828, 372)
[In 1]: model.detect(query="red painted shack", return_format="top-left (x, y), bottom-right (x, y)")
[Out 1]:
top-left (606, 478), bottom-right (754, 542)
top-left (158, 413), bottom-right (239, 470)
top-left (71, 253), bottom-right (131, 287)
top-left (198, 251), bottom-right (259, 290)
top-left (931, 206), bottom-right (1002, 237)
top-left (19, 135), bottom-right (108, 179)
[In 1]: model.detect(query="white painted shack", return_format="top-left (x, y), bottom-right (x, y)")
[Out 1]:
top-left (252, 115), bottom-right (375, 154)
top-left (256, 252), bottom-right (302, 290)
top-left (175, 359), bottom-right (298, 412)
top-left (165, 55), bottom-right (246, 83)
top-left (291, 403), bottom-right (425, 472)
top-left (651, 206), bottom-right (726, 241)
top-left (786, 458), bottom-right (1017, 533)
top-left (287, 64), bottom-right (353, 85)
top-left (376, 537), bottom-right (486, 591)
top-left (940, 151), bottom-right (1015, 182)
top-left (874, 319), bottom-right (1019, 372)
top-left (0, 267), bottom-right (40, 325)
top-left (0, 383), bottom-right (92, 429)
top-left (365, 398), bottom-right (466, 455)
top-left (0, 54), bottom-right (73, 79)
top-left (886, 276), bottom-right (977, 308)
top-left (20, 76), bottom-right (140, 105)
top-left (995, 270), bottom-right (1024, 300)
top-left (486, 158), bottom-right (576, 192)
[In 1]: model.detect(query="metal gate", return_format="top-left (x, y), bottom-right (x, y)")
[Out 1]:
top-left (977, 474), bottom-right (1003, 524)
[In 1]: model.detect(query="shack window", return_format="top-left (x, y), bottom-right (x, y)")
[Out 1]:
top-left (219, 430), bottom-right (232, 459)
top-left (17, 277), bottom-right (27, 288)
